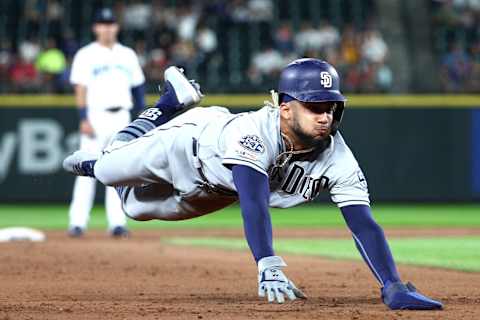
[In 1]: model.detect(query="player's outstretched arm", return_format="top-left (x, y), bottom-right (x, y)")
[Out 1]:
top-left (232, 165), bottom-right (306, 304)
top-left (341, 205), bottom-right (443, 310)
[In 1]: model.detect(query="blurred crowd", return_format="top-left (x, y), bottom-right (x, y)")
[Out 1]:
top-left (248, 22), bottom-right (391, 93)
top-left (0, 0), bottom-right (391, 94)
top-left (433, 0), bottom-right (480, 92)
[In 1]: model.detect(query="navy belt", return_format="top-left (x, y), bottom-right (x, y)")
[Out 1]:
top-left (105, 106), bottom-right (124, 112)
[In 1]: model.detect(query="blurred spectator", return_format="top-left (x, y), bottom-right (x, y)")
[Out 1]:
top-left (195, 23), bottom-right (218, 54)
top-left (61, 29), bottom-right (80, 59)
top-left (19, 38), bottom-right (41, 64)
top-left (274, 23), bottom-right (295, 53)
top-left (339, 25), bottom-right (360, 66)
top-left (135, 40), bottom-right (148, 68)
top-left (146, 48), bottom-right (169, 84)
top-left (361, 30), bottom-right (388, 63)
top-left (468, 40), bottom-right (480, 90)
top-left (46, 0), bottom-right (63, 36)
top-left (170, 40), bottom-right (197, 70)
top-left (248, 0), bottom-right (274, 22)
top-left (35, 38), bottom-right (66, 75)
top-left (375, 63), bottom-right (393, 92)
top-left (152, 1), bottom-right (178, 29)
top-left (122, 0), bottom-right (152, 31)
top-left (317, 21), bottom-right (341, 51)
top-left (35, 38), bottom-right (67, 92)
top-left (248, 47), bottom-right (285, 84)
top-left (0, 41), bottom-right (13, 92)
top-left (9, 45), bottom-right (41, 93)
top-left (295, 22), bottom-right (339, 54)
top-left (153, 21), bottom-right (177, 50)
top-left (23, 0), bottom-right (42, 37)
top-left (441, 42), bottom-right (472, 91)
top-left (177, 5), bottom-right (199, 41)
top-left (229, 0), bottom-right (250, 23)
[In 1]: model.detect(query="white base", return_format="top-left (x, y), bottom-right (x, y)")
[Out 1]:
top-left (0, 227), bottom-right (46, 242)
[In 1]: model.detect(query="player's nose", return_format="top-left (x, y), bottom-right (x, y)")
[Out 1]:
top-left (316, 112), bottom-right (329, 123)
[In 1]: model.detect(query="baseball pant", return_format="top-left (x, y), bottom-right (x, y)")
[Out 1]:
top-left (94, 107), bottom-right (237, 221)
top-left (68, 109), bottom-right (131, 230)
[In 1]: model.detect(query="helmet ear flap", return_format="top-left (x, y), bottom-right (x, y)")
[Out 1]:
top-left (331, 102), bottom-right (345, 135)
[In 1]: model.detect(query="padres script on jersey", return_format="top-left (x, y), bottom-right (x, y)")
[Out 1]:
top-left (173, 105), bottom-right (370, 209)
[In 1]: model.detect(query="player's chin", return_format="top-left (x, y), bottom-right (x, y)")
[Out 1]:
top-left (312, 129), bottom-right (331, 140)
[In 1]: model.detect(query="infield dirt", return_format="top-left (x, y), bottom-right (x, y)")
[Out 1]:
top-left (1, 229), bottom-right (479, 320)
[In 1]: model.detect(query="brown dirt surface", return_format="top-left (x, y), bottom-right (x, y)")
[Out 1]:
top-left (1, 228), bottom-right (480, 320)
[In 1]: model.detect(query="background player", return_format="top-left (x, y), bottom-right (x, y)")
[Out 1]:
top-left (67, 8), bottom-right (145, 238)
top-left (64, 59), bottom-right (443, 309)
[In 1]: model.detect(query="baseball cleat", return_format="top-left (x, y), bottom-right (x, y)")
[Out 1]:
top-left (163, 66), bottom-right (203, 108)
top-left (68, 226), bottom-right (84, 238)
top-left (111, 226), bottom-right (130, 238)
top-left (63, 151), bottom-right (98, 177)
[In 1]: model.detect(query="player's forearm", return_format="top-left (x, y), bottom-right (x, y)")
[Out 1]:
top-left (74, 85), bottom-right (88, 120)
top-left (341, 205), bottom-right (400, 286)
top-left (131, 83), bottom-right (146, 115)
top-left (232, 165), bottom-right (274, 262)
top-left (74, 85), bottom-right (87, 109)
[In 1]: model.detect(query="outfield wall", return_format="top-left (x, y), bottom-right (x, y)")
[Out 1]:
top-left (0, 95), bottom-right (478, 203)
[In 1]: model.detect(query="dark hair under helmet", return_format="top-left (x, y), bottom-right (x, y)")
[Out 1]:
top-left (278, 58), bottom-right (346, 134)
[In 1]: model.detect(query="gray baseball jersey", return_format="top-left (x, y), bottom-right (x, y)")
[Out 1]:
top-left (196, 105), bottom-right (370, 208)
top-left (96, 105), bottom-right (369, 221)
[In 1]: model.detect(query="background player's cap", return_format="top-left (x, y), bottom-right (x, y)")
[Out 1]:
top-left (93, 8), bottom-right (117, 24)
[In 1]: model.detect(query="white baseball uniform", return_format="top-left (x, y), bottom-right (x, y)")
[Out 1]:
top-left (94, 105), bottom-right (369, 221)
top-left (68, 41), bottom-right (145, 230)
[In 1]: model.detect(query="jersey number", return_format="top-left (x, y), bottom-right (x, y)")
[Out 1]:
top-left (139, 108), bottom-right (163, 121)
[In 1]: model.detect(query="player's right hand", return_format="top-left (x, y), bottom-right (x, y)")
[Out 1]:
top-left (257, 256), bottom-right (307, 304)
top-left (80, 120), bottom-right (95, 137)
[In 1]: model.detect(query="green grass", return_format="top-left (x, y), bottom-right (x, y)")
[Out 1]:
top-left (0, 203), bottom-right (479, 229)
top-left (167, 236), bottom-right (480, 272)
top-left (2, 203), bottom-right (478, 271)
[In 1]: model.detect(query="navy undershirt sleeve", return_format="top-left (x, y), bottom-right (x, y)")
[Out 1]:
top-left (341, 205), bottom-right (401, 287)
top-left (232, 165), bottom-right (274, 263)
top-left (131, 84), bottom-right (146, 116)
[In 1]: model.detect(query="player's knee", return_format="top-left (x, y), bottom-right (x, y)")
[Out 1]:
top-left (125, 210), bottom-right (153, 221)
top-left (93, 158), bottom-right (117, 186)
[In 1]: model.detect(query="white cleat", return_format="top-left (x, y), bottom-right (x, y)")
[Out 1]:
top-left (63, 150), bottom-right (98, 177)
top-left (164, 66), bottom-right (203, 107)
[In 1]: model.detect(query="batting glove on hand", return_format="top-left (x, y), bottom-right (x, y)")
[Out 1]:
top-left (257, 256), bottom-right (307, 304)
top-left (382, 281), bottom-right (443, 310)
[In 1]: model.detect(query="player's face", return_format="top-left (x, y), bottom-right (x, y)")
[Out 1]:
top-left (93, 23), bottom-right (119, 44)
top-left (289, 100), bottom-right (335, 146)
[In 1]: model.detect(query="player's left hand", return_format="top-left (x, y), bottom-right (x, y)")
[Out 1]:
top-left (381, 281), bottom-right (443, 310)
top-left (257, 256), bottom-right (307, 304)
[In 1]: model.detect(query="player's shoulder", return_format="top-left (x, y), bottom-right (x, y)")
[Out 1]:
top-left (243, 105), bottom-right (279, 122)
top-left (73, 42), bottom-right (97, 57)
top-left (329, 132), bottom-right (359, 166)
top-left (115, 43), bottom-right (138, 57)
top-left (231, 106), bottom-right (279, 130)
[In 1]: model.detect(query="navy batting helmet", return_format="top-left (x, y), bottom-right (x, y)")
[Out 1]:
top-left (278, 58), bottom-right (346, 134)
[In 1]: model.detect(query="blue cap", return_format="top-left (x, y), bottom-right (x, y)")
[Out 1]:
top-left (93, 8), bottom-right (116, 24)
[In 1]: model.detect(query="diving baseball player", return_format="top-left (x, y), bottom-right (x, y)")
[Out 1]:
top-left (63, 59), bottom-right (443, 310)
top-left (67, 8), bottom-right (145, 238)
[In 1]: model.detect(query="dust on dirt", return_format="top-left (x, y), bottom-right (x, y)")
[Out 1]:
top-left (1, 229), bottom-right (479, 320)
